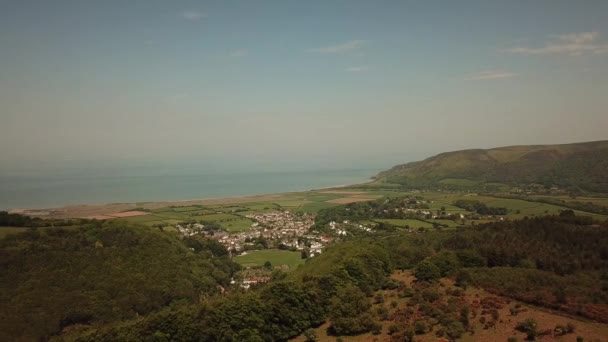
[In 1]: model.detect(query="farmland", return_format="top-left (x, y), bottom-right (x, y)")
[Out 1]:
top-left (73, 186), bottom-right (608, 242)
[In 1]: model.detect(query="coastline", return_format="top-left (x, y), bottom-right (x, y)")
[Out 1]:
top-left (10, 180), bottom-right (377, 219)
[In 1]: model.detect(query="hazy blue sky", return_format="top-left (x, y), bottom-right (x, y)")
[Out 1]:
top-left (1, 0), bottom-right (607, 171)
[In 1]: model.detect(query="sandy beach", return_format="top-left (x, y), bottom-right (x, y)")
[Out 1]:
top-left (9, 183), bottom-right (371, 219)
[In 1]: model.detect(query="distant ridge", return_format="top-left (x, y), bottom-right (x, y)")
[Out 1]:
top-left (375, 140), bottom-right (608, 193)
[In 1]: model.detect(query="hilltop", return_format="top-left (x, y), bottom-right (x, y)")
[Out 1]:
top-left (375, 140), bottom-right (608, 193)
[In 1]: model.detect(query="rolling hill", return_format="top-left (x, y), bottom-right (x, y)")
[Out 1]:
top-left (375, 140), bottom-right (608, 193)
top-left (0, 221), bottom-right (239, 341)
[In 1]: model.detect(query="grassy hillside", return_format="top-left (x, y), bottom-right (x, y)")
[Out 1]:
top-left (375, 140), bottom-right (608, 192)
top-left (0, 221), bottom-right (239, 342)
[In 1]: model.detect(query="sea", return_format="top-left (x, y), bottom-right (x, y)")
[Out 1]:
top-left (0, 167), bottom-right (379, 210)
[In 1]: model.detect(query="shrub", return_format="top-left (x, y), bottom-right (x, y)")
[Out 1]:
top-left (445, 321), bottom-right (466, 339)
top-left (370, 322), bottom-right (382, 335)
top-left (515, 319), bottom-right (539, 340)
top-left (377, 306), bottom-right (389, 321)
top-left (414, 320), bottom-right (427, 334)
top-left (388, 324), bottom-right (400, 335)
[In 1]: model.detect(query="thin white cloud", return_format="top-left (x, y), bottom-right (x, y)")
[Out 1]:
top-left (555, 32), bottom-right (598, 44)
top-left (181, 10), bottom-right (206, 21)
top-left (466, 70), bottom-right (518, 81)
top-left (308, 40), bottom-right (366, 54)
top-left (346, 66), bottom-right (370, 72)
top-left (505, 31), bottom-right (608, 56)
top-left (229, 50), bottom-right (248, 58)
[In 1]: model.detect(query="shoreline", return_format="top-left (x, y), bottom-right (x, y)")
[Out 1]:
top-left (9, 180), bottom-right (377, 219)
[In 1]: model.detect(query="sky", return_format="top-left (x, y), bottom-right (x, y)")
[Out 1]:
top-left (1, 0), bottom-right (607, 172)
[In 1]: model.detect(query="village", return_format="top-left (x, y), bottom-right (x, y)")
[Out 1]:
top-left (176, 210), bottom-right (334, 258)
top-left (171, 196), bottom-right (508, 290)
top-left (175, 209), bottom-right (345, 290)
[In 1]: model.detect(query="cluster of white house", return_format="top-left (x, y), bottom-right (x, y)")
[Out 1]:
top-left (177, 210), bottom-right (331, 257)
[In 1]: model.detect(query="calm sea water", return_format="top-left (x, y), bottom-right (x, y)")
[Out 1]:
top-left (0, 168), bottom-right (377, 210)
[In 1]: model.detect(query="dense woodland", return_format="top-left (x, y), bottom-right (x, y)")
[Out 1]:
top-left (1, 209), bottom-right (607, 341)
top-left (0, 221), bottom-right (239, 341)
top-left (0, 210), bottom-right (88, 227)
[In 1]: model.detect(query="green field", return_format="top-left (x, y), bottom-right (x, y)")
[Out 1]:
top-left (240, 202), bottom-right (279, 211)
top-left (234, 249), bottom-right (305, 270)
top-left (153, 211), bottom-right (191, 220)
top-left (194, 213), bottom-right (241, 222)
top-left (170, 206), bottom-right (202, 212)
top-left (438, 178), bottom-right (479, 186)
top-left (301, 193), bottom-right (344, 202)
top-left (427, 201), bottom-right (469, 212)
top-left (357, 190), bottom-right (405, 196)
top-left (297, 201), bottom-right (340, 213)
top-left (432, 219), bottom-right (463, 228)
top-left (416, 192), bottom-right (608, 220)
top-left (210, 206), bottom-right (249, 213)
top-left (221, 218), bottom-right (255, 232)
top-left (478, 196), bottom-right (607, 219)
top-left (272, 200), bottom-right (312, 208)
top-left (118, 214), bottom-right (168, 223)
top-left (372, 218), bottom-right (434, 229)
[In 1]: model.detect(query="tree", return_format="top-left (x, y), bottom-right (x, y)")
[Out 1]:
top-left (328, 285), bottom-right (375, 335)
top-left (414, 260), bottom-right (441, 282)
top-left (235, 329), bottom-right (265, 342)
top-left (263, 261), bottom-right (272, 270)
top-left (429, 251), bottom-right (461, 276)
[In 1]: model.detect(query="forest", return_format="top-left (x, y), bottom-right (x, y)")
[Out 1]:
top-left (1, 210), bottom-right (607, 341)
top-left (0, 221), bottom-right (239, 341)
top-left (0, 210), bottom-right (88, 227)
